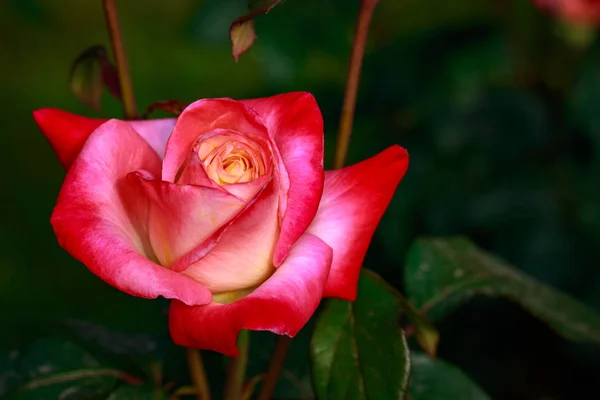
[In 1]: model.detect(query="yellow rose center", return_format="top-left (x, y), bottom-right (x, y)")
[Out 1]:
top-left (196, 138), bottom-right (266, 185)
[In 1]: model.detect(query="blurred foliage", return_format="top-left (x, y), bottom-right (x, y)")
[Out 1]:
top-left (410, 353), bottom-right (492, 400)
top-left (406, 237), bottom-right (600, 344)
top-left (0, 337), bottom-right (150, 399)
top-left (2, 0), bottom-right (600, 399)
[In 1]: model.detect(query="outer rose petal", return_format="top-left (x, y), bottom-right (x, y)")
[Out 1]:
top-left (32, 108), bottom-right (175, 168)
top-left (128, 119), bottom-right (177, 159)
top-left (130, 173), bottom-right (246, 267)
top-left (307, 145), bottom-right (409, 300)
top-left (33, 109), bottom-right (105, 169)
top-left (241, 92), bottom-right (324, 266)
top-left (169, 233), bottom-right (333, 356)
top-left (51, 119), bottom-right (212, 306)
top-left (181, 180), bottom-right (279, 293)
top-left (162, 99), bottom-right (269, 182)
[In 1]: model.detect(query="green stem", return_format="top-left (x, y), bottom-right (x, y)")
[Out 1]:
top-left (256, 2), bottom-right (380, 397)
top-left (223, 330), bottom-right (249, 400)
top-left (333, 0), bottom-right (379, 169)
top-left (256, 336), bottom-right (292, 400)
top-left (186, 348), bottom-right (211, 400)
top-left (102, 0), bottom-right (138, 119)
top-left (20, 368), bottom-right (142, 390)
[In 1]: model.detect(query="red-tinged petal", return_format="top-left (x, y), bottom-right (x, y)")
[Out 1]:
top-left (169, 233), bottom-right (333, 356)
top-left (51, 119), bottom-right (212, 306)
top-left (176, 159), bottom-right (221, 189)
top-left (162, 99), bottom-right (269, 182)
top-left (222, 175), bottom-right (270, 202)
top-left (307, 145), bottom-right (409, 300)
top-left (33, 108), bottom-right (105, 169)
top-left (241, 92), bottom-right (324, 266)
top-left (180, 181), bottom-right (279, 293)
top-left (126, 118), bottom-right (176, 158)
top-left (131, 172), bottom-right (246, 267)
top-left (33, 108), bottom-right (176, 169)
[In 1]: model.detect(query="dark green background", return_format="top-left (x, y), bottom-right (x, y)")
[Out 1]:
top-left (2, 0), bottom-right (600, 399)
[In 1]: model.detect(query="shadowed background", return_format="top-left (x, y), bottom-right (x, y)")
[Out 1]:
top-left (1, 0), bottom-right (600, 399)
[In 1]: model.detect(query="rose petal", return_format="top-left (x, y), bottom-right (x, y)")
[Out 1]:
top-left (162, 99), bottom-right (269, 182)
top-left (127, 119), bottom-right (177, 158)
top-left (33, 108), bottom-right (176, 169)
top-left (241, 92), bottom-right (324, 266)
top-left (222, 175), bottom-right (270, 202)
top-left (180, 180), bottom-right (280, 293)
top-left (32, 108), bottom-right (105, 169)
top-left (169, 233), bottom-right (333, 356)
top-left (176, 145), bottom-right (238, 191)
top-left (51, 119), bottom-right (212, 306)
top-left (130, 173), bottom-right (247, 268)
top-left (176, 159), bottom-right (222, 189)
top-left (307, 145), bottom-right (409, 300)
top-left (178, 129), bottom-right (273, 202)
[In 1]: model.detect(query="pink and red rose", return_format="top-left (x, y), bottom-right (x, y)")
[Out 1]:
top-left (534, 0), bottom-right (600, 24)
top-left (34, 92), bottom-right (408, 356)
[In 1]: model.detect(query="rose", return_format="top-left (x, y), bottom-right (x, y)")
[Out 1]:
top-left (34, 93), bottom-right (409, 354)
top-left (34, 92), bottom-right (409, 356)
top-left (534, 0), bottom-right (600, 24)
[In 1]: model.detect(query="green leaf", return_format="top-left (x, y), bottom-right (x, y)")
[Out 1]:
top-left (1, 338), bottom-right (144, 400)
top-left (363, 270), bottom-right (439, 358)
top-left (229, 0), bottom-right (283, 62)
top-left (310, 270), bottom-right (411, 400)
top-left (405, 237), bottom-right (600, 344)
top-left (410, 353), bottom-right (492, 400)
top-left (58, 318), bottom-right (163, 375)
top-left (69, 45), bottom-right (119, 111)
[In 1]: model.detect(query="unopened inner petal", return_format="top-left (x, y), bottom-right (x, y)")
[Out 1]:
top-left (195, 135), bottom-right (268, 186)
